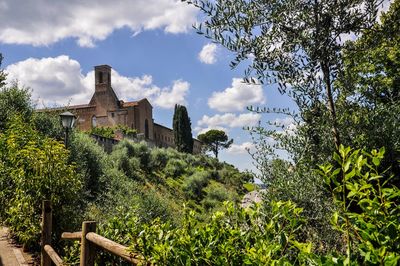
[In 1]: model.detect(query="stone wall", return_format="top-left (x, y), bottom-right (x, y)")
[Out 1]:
top-left (91, 134), bottom-right (119, 153)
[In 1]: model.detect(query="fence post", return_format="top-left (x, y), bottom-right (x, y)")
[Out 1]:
top-left (41, 200), bottom-right (52, 266)
top-left (80, 221), bottom-right (97, 266)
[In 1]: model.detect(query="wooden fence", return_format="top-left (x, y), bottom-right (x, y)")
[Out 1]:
top-left (40, 200), bottom-right (143, 266)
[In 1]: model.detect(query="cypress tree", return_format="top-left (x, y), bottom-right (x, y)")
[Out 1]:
top-left (173, 104), bottom-right (193, 153)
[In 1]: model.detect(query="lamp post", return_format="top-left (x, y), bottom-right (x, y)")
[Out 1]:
top-left (59, 111), bottom-right (76, 148)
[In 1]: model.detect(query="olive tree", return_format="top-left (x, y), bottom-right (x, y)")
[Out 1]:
top-left (183, 0), bottom-right (383, 150)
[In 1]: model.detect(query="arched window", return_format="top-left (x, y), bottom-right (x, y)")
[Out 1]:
top-left (91, 116), bottom-right (97, 128)
top-left (144, 119), bottom-right (149, 139)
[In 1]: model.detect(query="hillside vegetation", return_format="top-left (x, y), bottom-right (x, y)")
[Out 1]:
top-left (1, 0), bottom-right (400, 264)
top-left (0, 102), bottom-right (252, 262)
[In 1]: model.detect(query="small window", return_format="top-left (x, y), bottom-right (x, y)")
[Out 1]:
top-left (99, 72), bottom-right (103, 83)
top-left (145, 119), bottom-right (149, 139)
top-left (111, 112), bottom-right (115, 118)
top-left (91, 116), bottom-right (97, 127)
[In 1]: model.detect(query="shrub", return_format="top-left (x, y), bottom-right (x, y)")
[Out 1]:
top-left (202, 181), bottom-right (239, 210)
top-left (0, 116), bottom-right (82, 248)
top-left (69, 132), bottom-right (109, 199)
top-left (129, 201), bottom-right (316, 265)
top-left (134, 189), bottom-right (175, 224)
top-left (89, 126), bottom-right (115, 138)
top-left (110, 147), bottom-right (142, 180)
top-left (149, 148), bottom-right (170, 170)
top-left (183, 171), bottom-right (210, 200)
top-left (320, 146), bottom-right (400, 264)
top-left (164, 158), bottom-right (187, 178)
top-left (263, 161), bottom-right (341, 254)
top-left (32, 111), bottom-right (64, 140)
top-left (0, 85), bottom-right (33, 130)
top-left (116, 124), bottom-right (137, 139)
top-left (115, 140), bottom-right (151, 171)
top-left (87, 168), bottom-right (139, 222)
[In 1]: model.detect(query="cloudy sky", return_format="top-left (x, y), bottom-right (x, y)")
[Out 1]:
top-left (2, 0), bottom-right (389, 172)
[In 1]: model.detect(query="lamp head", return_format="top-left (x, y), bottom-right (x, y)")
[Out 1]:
top-left (60, 111), bottom-right (76, 129)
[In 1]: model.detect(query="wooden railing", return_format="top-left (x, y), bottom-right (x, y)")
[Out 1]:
top-left (41, 200), bottom-right (143, 266)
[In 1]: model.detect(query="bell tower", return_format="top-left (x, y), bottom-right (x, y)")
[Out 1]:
top-left (90, 64), bottom-right (119, 118)
top-left (95, 65), bottom-right (112, 92)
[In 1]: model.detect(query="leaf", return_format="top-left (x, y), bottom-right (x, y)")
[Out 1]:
top-left (343, 160), bottom-right (351, 173)
top-left (372, 157), bottom-right (381, 166)
top-left (345, 169), bottom-right (356, 181)
top-left (331, 212), bottom-right (339, 225)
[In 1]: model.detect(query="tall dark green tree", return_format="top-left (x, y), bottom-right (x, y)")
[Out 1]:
top-left (198, 129), bottom-right (233, 159)
top-left (173, 104), bottom-right (193, 153)
top-left (0, 54), bottom-right (6, 88)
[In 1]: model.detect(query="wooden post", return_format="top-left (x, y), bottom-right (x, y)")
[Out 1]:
top-left (80, 221), bottom-right (96, 266)
top-left (41, 200), bottom-right (52, 266)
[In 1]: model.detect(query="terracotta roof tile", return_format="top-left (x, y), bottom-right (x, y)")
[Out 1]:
top-left (122, 101), bottom-right (138, 107)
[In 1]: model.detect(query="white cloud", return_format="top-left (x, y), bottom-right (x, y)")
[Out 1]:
top-left (0, 0), bottom-right (197, 47)
top-left (5, 55), bottom-right (92, 106)
top-left (208, 78), bottom-right (265, 112)
top-left (198, 113), bottom-right (261, 128)
top-left (195, 112), bottom-right (260, 135)
top-left (198, 43), bottom-right (217, 64)
top-left (154, 80), bottom-right (190, 109)
top-left (227, 142), bottom-right (255, 155)
top-left (5, 55), bottom-right (189, 109)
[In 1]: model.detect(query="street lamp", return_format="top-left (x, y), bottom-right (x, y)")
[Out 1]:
top-left (59, 111), bottom-right (76, 148)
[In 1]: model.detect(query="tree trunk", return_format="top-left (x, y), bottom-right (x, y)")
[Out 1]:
top-left (321, 62), bottom-right (341, 150)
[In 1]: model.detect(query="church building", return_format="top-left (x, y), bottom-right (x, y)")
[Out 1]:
top-left (63, 65), bottom-right (201, 154)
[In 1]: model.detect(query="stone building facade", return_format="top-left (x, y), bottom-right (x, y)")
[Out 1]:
top-left (64, 65), bottom-right (201, 154)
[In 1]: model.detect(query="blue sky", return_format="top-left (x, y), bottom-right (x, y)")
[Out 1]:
top-left (0, 0), bottom-right (299, 173)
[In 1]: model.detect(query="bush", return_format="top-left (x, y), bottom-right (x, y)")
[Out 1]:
top-left (0, 85), bottom-right (33, 130)
top-left (110, 147), bottom-right (142, 180)
top-left (115, 140), bottom-right (151, 171)
top-left (164, 158), bottom-right (187, 178)
top-left (218, 165), bottom-right (250, 189)
top-left (129, 201), bottom-right (316, 265)
top-left (90, 126), bottom-right (115, 138)
top-left (69, 132), bottom-right (109, 199)
top-left (183, 171), bottom-right (210, 200)
top-left (0, 116), bottom-right (82, 248)
top-left (320, 146), bottom-right (400, 264)
top-left (32, 111), bottom-right (64, 140)
top-left (149, 148), bottom-right (170, 170)
top-left (263, 160), bottom-right (341, 254)
top-left (202, 181), bottom-right (239, 210)
top-left (134, 189), bottom-right (175, 224)
top-left (116, 124), bottom-right (137, 139)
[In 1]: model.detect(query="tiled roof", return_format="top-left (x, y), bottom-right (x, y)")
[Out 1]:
top-left (122, 101), bottom-right (138, 107)
top-left (36, 104), bottom-right (95, 112)
top-left (69, 104), bottom-right (95, 109)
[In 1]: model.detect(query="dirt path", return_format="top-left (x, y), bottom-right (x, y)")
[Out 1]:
top-left (0, 227), bottom-right (32, 266)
